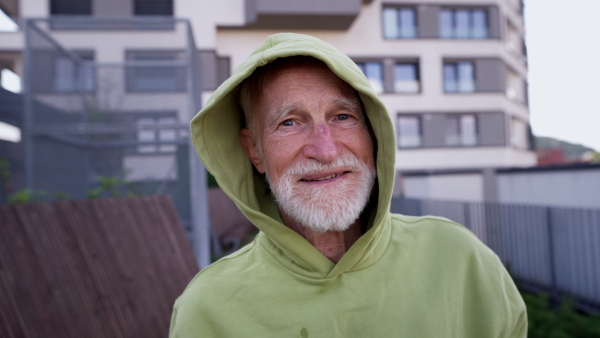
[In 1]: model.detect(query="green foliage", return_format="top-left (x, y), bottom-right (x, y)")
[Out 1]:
top-left (87, 175), bottom-right (139, 199)
top-left (8, 189), bottom-right (48, 204)
top-left (207, 170), bottom-right (219, 188)
top-left (54, 191), bottom-right (71, 201)
top-left (523, 291), bottom-right (600, 338)
top-left (0, 157), bottom-right (13, 196)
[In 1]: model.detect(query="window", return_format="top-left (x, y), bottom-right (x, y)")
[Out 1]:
top-left (54, 52), bottom-right (95, 93)
top-left (511, 118), bottom-right (528, 149)
top-left (394, 63), bottom-right (419, 93)
top-left (134, 0), bottom-right (173, 16)
top-left (383, 7), bottom-right (417, 39)
top-left (50, 0), bottom-right (91, 15)
top-left (356, 61), bottom-right (383, 93)
top-left (126, 51), bottom-right (186, 92)
top-left (397, 116), bottom-right (421, 148)
top-left (439, 8), bottom-right (488, 39)
top-left (445, 114), bottom-right (477, 146)
top-left (444, 61), bottom-right (475, 93)
top-left (136, 115), bottom-right (178, 153)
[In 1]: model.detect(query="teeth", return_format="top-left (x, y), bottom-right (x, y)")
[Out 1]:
top-left (308, 173), bottom-right (341, 182)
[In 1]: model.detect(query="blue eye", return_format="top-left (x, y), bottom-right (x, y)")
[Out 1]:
top-left (281, 119), bottom-right (294, 127)
top-left (337, 114), bottom-right (349, 121)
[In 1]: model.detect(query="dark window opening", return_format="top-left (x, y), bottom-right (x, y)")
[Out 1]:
top-left (50, 0), bottom-right (92, 15)
top-left (134, 0), bottom-right (173, 16)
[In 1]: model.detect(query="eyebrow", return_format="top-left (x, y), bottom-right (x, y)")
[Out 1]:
top-left (264, 101), bottom-right (301, 129)
top-left (262, 95), bottom-right (364, 129)
top-left (333, 97), bottom-right (362, 115)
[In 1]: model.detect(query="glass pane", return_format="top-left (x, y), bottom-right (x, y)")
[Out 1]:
top-left (457, 62), bottom-right (475, 92)
top-left (364, 62), bottom-right (383, 93)
top-left (54, 57), bottom-right (75, 92)
top-left (397, 116), bottom-right (421, 148)
top-left (383, 8), bottom-right (398, 39)
top-left (460, 115), bottom-right (477, 145)
top-left (137, 117), bottom-right (156, 153)
top-left (471, 10), bottom-right (488, 38)
top-left (81, 61), bottom-right (95, 91)
top-left (394, 63), bottom-right (419, 93)
top-left (455, 10), bottom-right (470, 39)
top-left (439, 10), bottom-right (453, 39)
top-left (399, 8), bottom-right (416, 38)
top-left (511, 119), bottom-right (528, 149)
top-left (445, 116), bottom-right (460, 146)
top-left (443, 64), bottom-right (457, 93)
top-left (158, 117), bottom-right (177, 152)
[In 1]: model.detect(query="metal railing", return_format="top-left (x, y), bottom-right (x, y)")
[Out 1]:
top-left (16, 17), bottom-right (210, 266)
top-left (391, 197), bottom-right (600, 312)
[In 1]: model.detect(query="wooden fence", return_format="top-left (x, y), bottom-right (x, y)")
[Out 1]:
top-left (0, 195), bottom-right (199, 337)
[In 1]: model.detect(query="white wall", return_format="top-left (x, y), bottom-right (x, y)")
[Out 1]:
top-left (403, 173), bottom-right (484, 202)
top-left (498, 169), bottom-right (600, 209)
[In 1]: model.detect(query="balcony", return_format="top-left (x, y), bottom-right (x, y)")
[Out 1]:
top-left (242, 0), bottom-right (366, 30)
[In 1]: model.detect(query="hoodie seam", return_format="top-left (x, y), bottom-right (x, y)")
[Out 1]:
top-left (257, 235), bottom-right (336, 280)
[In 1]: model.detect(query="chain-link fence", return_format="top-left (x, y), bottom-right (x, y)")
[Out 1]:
top-left (18, 17), bottom-right (210, 266)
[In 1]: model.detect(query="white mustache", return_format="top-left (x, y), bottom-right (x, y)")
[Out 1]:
top-left (285, 153), bottom-right (366, 177)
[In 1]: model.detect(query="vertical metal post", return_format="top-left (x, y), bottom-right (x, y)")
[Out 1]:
top-left (185, 20), bottom-right (210, 269)
top-left (546, 206), bottom-right (558, 308)
top-left (23, 20), bottom-right (34, 189)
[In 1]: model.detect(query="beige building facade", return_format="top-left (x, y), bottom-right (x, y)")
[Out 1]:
top-left (0, 0), bottom-right (536, 190)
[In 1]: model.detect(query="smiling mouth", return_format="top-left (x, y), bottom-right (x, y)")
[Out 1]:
top-left (300, 171), bottom-right (349, 182)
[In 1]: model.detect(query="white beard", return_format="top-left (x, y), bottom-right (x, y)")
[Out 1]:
top-left (265, 153), bottom-right (376, 233)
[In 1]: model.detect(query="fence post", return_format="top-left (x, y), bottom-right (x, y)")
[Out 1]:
top-left (547, 207), bottom-right (559, 308)
top-left (463, 203), bottom-right (471, 230)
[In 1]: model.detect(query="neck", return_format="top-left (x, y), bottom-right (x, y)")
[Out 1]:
top-left (281, 211), bottom-right (363, 263)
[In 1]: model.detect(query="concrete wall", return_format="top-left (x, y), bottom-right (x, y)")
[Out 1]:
top-left (401, 165), bottom-right (600, 209)
top-left (403, 173), bottom-right (484, 201)
top-left (497, 167), bottom-right (600, 209)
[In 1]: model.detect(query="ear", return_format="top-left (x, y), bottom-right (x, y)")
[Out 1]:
top-left (240, 129), bottom-right (266, 174)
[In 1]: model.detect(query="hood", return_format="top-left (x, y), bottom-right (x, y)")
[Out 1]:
top-left (191, 33), bottom-right (396, 277)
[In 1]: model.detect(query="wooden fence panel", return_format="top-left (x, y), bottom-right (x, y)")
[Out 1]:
top-left (0, 195), bottom-right (198, 338)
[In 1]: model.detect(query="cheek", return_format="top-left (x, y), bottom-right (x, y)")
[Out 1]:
top-left (262, 137), bottom-right (301, 175)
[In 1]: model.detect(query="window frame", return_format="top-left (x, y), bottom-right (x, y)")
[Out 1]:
top-left (393, 61), bottom-right (420, 94)
top-left (396, 114), bottom-right (422, 149)
top-left (439, 7), bottom-right (490, 39)
top-left (355, 60), bottom-right (384, 94)
top-left (53, 50), bottom-right (95, 93)
top-left (125, 50), bottom-right (187, 93)
top-left (444, 114), bottom-right (478, 147)
top-left (131, 112), bottom-right (181, 155)
top-left (382, 6), bottom-right (418, 39)
top-left (443, 60), bottom-right (476, 94)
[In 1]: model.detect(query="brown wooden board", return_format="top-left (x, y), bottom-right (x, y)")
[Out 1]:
top-left (0, 196), bottom-right (198, 338)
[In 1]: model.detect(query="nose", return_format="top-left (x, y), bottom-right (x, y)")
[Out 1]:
top-left (302, 123), bottom-right (340, 163)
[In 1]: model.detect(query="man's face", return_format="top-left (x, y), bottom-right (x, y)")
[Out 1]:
top-left (241, 61), bottom-right (376, 232)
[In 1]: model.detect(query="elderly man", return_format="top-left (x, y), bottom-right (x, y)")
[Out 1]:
top-left (170, 33), bottom-right (527, 337)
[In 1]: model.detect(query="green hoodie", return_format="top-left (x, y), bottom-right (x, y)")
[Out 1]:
top-left (170, 33), bottom-right (527, 337)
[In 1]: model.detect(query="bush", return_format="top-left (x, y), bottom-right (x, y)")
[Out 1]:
top-left (523, 291), bottom-right (600, 338)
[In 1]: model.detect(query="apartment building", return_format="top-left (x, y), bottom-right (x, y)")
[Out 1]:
top-left (0, 0), bottom-right (535, 197)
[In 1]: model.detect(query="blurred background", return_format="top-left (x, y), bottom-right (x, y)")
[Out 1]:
top-left (0, 0), bottom-right (599, 337)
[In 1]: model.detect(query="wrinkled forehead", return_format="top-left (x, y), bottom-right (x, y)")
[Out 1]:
top-left (260, 63), bottom-right (359, 107)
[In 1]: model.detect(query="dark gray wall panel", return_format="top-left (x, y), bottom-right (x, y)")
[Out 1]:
top-left (488, 6), bottom-right (501, 39)
top-left (418, 5), bottom-right (439, 39)
top-left (93, 0), bottom-right (132, 16)
top-left (422, 114), bottom-right (446, 147)
top-left (198, 50), bottom-right (230, 91)
top-left (243, 0), bottom-right (360, 29)
top-left (478, 112), bottom-right (506, 146)
top-left (475, 59), bottom-right (506, 92)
